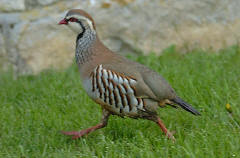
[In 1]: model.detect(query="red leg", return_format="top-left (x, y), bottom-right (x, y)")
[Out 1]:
top-left (156, 117), bottom-right (175, 141)
top-left (61, 109), bottom-right (110, 139)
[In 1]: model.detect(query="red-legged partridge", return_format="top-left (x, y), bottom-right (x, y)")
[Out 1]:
top-left (59, 9), bottom-right (200, 141)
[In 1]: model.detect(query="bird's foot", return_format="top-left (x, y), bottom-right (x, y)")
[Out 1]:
top-left (166, 131), bottom-right (176, 142)
top-left (61, 122), bottom-right (107, 139)
top-left (156, 117), bottom-right (176, 142)
top-left (61, 109), bottom-right (110, 140)
top-left (61, 129), bottom-right (90, 139)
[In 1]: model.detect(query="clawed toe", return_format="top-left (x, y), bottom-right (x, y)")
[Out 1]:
top-left (61, 129), bottom-right (90, 139)
top-left (166, 131), bottom-right (176, 142)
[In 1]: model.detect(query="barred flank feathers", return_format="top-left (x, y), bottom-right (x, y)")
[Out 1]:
top-left (91, 65), bottom-right (145, 114)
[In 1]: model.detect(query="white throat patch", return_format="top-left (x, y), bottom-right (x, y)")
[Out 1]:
top-left (67, 15), bottom-right (95, 32)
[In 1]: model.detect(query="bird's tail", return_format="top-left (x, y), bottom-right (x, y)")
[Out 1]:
top-left (171, 97), bottom-right (201, 115)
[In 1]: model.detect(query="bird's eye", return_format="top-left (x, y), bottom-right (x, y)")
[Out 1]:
top-left (69, 18), bottom-right (77, 22)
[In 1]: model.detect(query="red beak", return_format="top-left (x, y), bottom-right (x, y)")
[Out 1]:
top-left (58, 18), bottom-right (68, 25)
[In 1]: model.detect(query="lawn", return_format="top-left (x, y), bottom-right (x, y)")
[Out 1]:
top-left (0, 46), bottom-right (240, 158)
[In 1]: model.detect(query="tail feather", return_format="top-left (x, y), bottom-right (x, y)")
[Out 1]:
top-left (171, 97), bottom-right (201, 115)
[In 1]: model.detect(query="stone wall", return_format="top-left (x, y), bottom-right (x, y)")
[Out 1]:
top-left (1, 0), bottom-right (240, 74)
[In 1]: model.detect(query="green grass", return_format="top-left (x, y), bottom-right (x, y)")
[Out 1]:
top-left (0, 46), bottom-right (240, 158)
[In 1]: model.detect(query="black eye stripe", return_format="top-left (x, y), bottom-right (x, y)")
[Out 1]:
top-left (67, 17), bottom-right (78, 22)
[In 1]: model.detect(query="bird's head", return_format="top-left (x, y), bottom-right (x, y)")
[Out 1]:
top-left (59, 9), bottom-right (96, 35)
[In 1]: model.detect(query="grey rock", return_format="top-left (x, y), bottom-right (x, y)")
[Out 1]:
top-left (84, 0), bottom-right (240, 54)
top-left (0, 13), bottom-right (21, 28)
top-left (37, 0), bottom-right (60, 6)
top-left (18, 14), bottom-right (75, 74)
top-left (0, 0), bottom-right (25, 12)
top-left (24, 0), bottom-right (61, 8)
top-left (0, 13), bottom-right (30, 75)
top-left (24, 0), bottom-right (39, 9)
top-left (1, 0), bottom-right (240, 74)
top-left (0, 31), bottom-right (8, 70)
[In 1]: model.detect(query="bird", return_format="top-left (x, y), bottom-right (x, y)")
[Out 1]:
top-left (58, 9), bottom-right (200, 141)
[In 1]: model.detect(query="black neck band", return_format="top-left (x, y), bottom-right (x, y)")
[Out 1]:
top-left (76, 21), bottom-right (86, 43)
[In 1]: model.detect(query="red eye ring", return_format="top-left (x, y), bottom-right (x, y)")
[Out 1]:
top-left (69, 18), bottom-right (77, 22)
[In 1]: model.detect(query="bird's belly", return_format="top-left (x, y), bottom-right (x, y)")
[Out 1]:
top-left (82, 78), bottom-right (144, 117)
